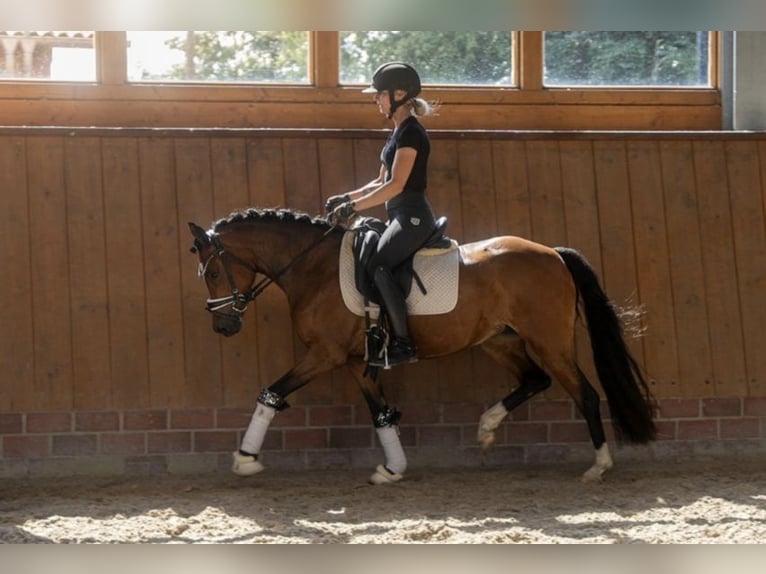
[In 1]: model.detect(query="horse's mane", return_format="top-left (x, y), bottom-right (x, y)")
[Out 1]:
top-left (213, 207), bottom-right (335, 232)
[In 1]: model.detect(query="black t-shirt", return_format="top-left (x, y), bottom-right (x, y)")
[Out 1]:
top-left (380, 116), bottom-right (430, 194)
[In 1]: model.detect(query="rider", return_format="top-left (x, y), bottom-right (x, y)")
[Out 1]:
top-left (326, 62), bottom-right (439, 367)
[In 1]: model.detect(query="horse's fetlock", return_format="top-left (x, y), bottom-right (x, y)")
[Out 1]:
top-left (258, 388), bottom-right (289, 411)
top-left (374, 406), bottom-right (401, 428)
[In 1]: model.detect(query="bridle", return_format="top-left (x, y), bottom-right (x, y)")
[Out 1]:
top-left (197, 225), bottom-right (337, 316)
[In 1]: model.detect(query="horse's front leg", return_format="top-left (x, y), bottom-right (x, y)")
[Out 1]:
top-left (348, 363), bottom-right (406, 485)
top-left (232, 346), bottom-right (342, 477)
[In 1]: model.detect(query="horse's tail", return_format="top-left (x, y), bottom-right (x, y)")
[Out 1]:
top-left (555, 247), bottom-right (657, 444)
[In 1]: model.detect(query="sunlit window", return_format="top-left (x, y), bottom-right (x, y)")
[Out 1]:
top-left (340, 31), bottom-right (514, 86)
top-left (544, 32), bottom-right (711, 87)
top-left (126, 31), bottom-right (309, 83)
top-left (0, 31), bottom-right (95, 81)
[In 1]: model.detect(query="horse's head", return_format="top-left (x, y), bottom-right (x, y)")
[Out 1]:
top-left (188, 221), bottom-right (258, 337)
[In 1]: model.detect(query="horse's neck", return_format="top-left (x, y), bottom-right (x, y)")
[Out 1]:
top-left (235, 222), bottom-right (337, 289)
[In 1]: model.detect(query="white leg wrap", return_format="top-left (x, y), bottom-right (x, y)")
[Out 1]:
top-left (376, 426), bottom-right (407, 474)
top-left (478, 401), bottom-right (508, 448)
top-left (232, 403), bottom-right (276, 476)
top-left (370, 425), bottom-right (407, 483)
top-left (241, 403), bottom-right (276, 454)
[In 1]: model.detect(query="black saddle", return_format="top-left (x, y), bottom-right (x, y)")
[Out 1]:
top-left (352, 216), bottom-right (450, 306)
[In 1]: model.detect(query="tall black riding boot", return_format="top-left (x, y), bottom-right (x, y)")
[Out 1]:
top-left (369, 265), bottom-right (417, 368)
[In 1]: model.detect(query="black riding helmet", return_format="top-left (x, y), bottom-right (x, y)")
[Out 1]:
top-left (362, 62), bottom-right (422, 119)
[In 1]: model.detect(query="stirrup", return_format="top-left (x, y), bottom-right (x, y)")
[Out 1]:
top-left (368, 339), bottom-right (418, 369)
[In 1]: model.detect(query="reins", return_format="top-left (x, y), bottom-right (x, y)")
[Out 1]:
top-left (201, 223), bottom-right (338, 315)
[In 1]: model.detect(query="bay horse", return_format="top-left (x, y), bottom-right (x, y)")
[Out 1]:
top-left (188, 208), bottom-right (656, 484)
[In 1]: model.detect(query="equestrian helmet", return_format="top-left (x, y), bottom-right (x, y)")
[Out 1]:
top-left (362, 62), bottom-right (422, 99)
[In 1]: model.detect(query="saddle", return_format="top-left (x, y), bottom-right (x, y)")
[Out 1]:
top-left (351, 216), bottom-right (452, 306)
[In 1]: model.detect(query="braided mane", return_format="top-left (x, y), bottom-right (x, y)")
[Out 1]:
top-left (213, 207), bottom-right (334, 232)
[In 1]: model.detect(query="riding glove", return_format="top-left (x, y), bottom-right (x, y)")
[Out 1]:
top-left (325, 193), bottom-right (350, 214)
top-left (329, 201), bottom-right (356, 226)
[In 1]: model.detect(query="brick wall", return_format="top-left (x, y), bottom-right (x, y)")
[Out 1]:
top-left (2, 398), bottom-right (765, 478)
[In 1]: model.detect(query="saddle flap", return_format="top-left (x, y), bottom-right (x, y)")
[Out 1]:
top-left (340, 228), bottom-right (460, 318)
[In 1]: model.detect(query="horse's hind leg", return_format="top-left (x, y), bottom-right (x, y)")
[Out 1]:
top-left (478, 333), bottom-right (552, 449)
top-left (530, 345), bottom-right (613, 483)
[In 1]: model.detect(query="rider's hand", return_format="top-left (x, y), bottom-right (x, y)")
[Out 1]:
top-left (325, 194), bottom-right (350, 214)
top-left (328, 201), bottom-right (356, 226)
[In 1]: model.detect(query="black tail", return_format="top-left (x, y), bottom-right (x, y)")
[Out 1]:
top-left (555, 247), bottom-right (656, 444)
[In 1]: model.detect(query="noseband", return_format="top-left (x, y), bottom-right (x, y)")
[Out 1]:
top-left (198, 225), bottom-right (337, 316)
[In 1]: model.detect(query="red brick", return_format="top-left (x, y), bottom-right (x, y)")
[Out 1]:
top-left (330, 427), bottom-right (372, 448)
top-left (654, 420), bottom-right (677, 441)
top-left (309, 406), bottom-right (352, 427)
top-left (702, 398), bottom-right (741, 417)
top-left (259, 429), bottom-right (283, 450)
top-left (530, 400), bottom-right (573, 421)
top-left (100, 433), bottom-right (146, 455)
top-left (550, 421), bottom-right (591, 443)
top-left (720, 418), bottom-right (760, 439)
top-left (678, 420), bottom-right (718, 440)
top-left (443, 403), bottom-right (484, 423)
top-left (399, 403), bottom-right (441, 424)
top-left (284, 428), bottom-right (327, 449)
top-left (744, 397), bottom-right (766, 416)
top-left (418, 426), bottom-right (461, 448)
top-left (271, 407), bottom-right (307, 428)
top-left (194, 431), bottom-right (238, 452)
top-left (27, 412), bottom-right (72, 433)
top-left (0, 414), bottom-right (22, 434)
top-left (506, 422), bottom-right (548, 444)
top-left (147, 431), bottom-right (191, 453)
top-left (658, 398), bottom-right (699, 418)
top-left (397, 425), bottom-right (417, 447)
top-left (124, 410), bottom-right (168, 430)
top-left (216, 408), bottom-right (252, 429)
top-left (76, 411), bottom-right (120, 432)
top-left (507, 403), bottom-right (530, 421)
top-left (3, 435), bottom-right (50, 458)
top-left (52, 434), bottom-right (98, 456)
top-left (171, 408), bottom-right (215, 429)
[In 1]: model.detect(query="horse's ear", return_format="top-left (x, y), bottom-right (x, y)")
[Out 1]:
top-left (188, 222), bottom-right (209, 244)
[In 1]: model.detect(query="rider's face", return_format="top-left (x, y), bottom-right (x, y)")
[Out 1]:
top-left (374, 90), bottom-right (390, 116)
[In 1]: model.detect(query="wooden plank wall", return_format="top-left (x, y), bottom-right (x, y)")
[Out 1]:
top-left (1, 129), bottom-right (764, 414)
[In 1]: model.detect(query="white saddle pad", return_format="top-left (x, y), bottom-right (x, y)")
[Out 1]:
top-left (339, 231), bottom-right (460, 318)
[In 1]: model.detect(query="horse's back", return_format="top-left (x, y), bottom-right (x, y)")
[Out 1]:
top-left (456, 234), bottom-right (575, 311)
top-left (459, 235), bottom-right (561, 266)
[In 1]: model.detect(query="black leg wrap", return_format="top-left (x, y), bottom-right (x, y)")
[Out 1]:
top-left (373, 406), bottom-right (401, 428)
top-left (258, 388), bottom-right (290, 411)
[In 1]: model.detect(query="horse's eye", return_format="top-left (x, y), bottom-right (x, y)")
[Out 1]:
top-left (210, 271), bottom-right (220, 280)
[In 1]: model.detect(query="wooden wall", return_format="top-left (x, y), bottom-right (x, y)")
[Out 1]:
top-left (1, 128), bottom-right (765, 416)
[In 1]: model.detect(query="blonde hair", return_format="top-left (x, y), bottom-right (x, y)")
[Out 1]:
top-left (391, 89), bottom-right (440, 118)
top-left (411, 97), bottom-right (440, 117)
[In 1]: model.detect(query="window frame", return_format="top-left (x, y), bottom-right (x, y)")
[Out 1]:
top-left (0, 31), bottom-right (722, 130)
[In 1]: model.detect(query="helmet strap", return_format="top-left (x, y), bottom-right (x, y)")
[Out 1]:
top-left (387, 90), bottom-right (409, 120)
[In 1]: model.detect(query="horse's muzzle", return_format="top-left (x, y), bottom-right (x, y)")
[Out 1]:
top-left (212, 312), bottom-right (242, 337)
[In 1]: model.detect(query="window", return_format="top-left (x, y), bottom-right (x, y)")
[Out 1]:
top-left (0, 31), bottom-right (95, 81)
top-left (339, 31), bottom-right (514, 86)
top-left (126, 31), bottom-right (309, 83)
top-left (544, 31), bottom-right (710, 87)
top-left (0, 31), bottom-right (721, 130)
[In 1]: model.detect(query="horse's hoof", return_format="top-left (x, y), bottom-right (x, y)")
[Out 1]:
top-left (478, 432), bottom-right (496, 450)
top-left (368, 464), bottom-right (403, 485)
top-left (232, 451), bottom-right (264, 476)
top-left (581, 466), bottom-right (606, 483)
